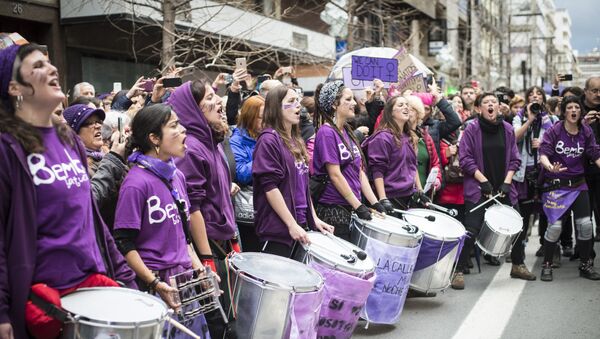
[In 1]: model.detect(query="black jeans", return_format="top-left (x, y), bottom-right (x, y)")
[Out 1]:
top-left (260, 240), bottom-right (298, 258)
top-left (586, 174), bottom-right (600, 233)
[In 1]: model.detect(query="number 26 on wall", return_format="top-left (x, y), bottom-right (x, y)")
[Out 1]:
top-left (12, 2), bottom-right (24, 15)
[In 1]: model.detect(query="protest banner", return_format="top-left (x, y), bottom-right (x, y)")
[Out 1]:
top-left (351, 55), bottom-right (398, 83)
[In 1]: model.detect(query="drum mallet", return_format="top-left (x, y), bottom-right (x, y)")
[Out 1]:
top-left (425, 202), bottom-right (458, 217)
top-left (166, 317), bottom-right (200, 339)
top-left (469, 193), bottom-right (503, 213)
top-left (324, 232), bottom-right (368, 261)
top-left (393, 209), bottom-right (436, 222)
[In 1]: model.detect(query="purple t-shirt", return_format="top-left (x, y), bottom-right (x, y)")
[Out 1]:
top-left (31, 127), bottom-right (105, 289)
top-left (295, 160), bottom-right (310, 224)
top-left (540, 122), bottom-right (600, 184)
top-left (313, 125), bottom-right (362, 205)
top-left (114, 166), bottom-right (191, 272)
top-left (367, 130), bottom-right (417, 198)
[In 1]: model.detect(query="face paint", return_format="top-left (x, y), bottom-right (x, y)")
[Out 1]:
top-left (282, 101), bottom-right (300, 110)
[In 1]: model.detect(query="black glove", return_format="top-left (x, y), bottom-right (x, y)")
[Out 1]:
top-left (411, 190), bottom-right (429, 205)
top-left (379, 198), bottom-right (395, 214)
top-left (355, 204), bottom-right (372, 220)
top-left (500, 182), bottom-right (512, 196)
top-left (372, 202), bottom-right (387, 214)
top-left (480, 181), bottom-right (493, 196)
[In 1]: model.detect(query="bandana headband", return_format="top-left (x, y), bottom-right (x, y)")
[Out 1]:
top-left (318, 80), bottom-right (345, 114)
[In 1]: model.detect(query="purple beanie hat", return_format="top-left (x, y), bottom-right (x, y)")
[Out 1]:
top-left (63, 104), bottom-right (106, 133)
top-left (0, 44), bottom-right (20, 101)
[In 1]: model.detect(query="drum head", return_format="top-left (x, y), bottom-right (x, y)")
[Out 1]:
top-left (229, 252), bottom-right (323, 292)
top-left (303, 232), bottom-right (374, 274)
top-left (354, 214), bottom-right (422, 239)
top-left (61, 287), bottom-right (167, 324)
top-left (404, 209), bottom-right (465, 240)
top-left (485, 204), bottom-right (522, 234)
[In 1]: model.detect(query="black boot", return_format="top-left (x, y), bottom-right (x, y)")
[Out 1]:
top-left (483, 254), bottom-right (501, 266)
top-left (579, 260), bottom-right (600, 280)
top-left (540, 262), bottom-right (553, 282)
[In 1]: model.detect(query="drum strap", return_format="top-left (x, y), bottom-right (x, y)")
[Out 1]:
top-left (28, 292), bottom-right (70, 323)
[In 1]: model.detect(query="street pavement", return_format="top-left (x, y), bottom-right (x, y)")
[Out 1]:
top-left (352, 229), bottom-right (600, 339)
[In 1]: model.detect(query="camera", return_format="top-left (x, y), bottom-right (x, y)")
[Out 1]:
top-left (530, 102), bottom-right (542, 115)
top-left (496, 93), bottom-right (510, 105)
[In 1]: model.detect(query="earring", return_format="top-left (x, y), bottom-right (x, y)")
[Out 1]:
top-left (15, 95), bottom-right (23, 110)
top-left (155, 145), bottom-right (160, 156)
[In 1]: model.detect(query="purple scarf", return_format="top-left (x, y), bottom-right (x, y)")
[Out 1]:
top-left (86, 148), bottom-right (105, 161)
top-left (128, 151), bottom-right (180, 199)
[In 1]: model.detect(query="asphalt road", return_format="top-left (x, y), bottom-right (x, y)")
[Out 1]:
top-left (352, 229), bottom-right (600, 339)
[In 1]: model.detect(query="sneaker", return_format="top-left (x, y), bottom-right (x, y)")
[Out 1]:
top-left (562, 246), bottom-right (573, 258)
top-left (451, 272), bottom-right (465, 290)
top-left (510, 264), bottom-right (536, 280)
top-left (484, 254), bottom-right (501, 266)
top-left (535, 245), bottom-right (545, 257)
top-left (552, 246), bottom-right (561, 268)
top-left (540, 262), bottom-right (553, 282)
top-left (579, 260), bottom-right (600, 280)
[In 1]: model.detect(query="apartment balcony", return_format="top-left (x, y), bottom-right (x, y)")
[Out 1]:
top-left (60, 0), bottom-right (335, 63)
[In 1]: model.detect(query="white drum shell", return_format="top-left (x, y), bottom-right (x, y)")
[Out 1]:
top-left (228, 252), bottom-right (323, 339)
top-left (60, 287), bottom-right (168, 339)
top-left (477, 205), bottom-right (522, 256)
top-left (404, 209), bottom-right (466, 293)
top-left (351, 214), bottom-right (422, 249)
top-left (293, 231), bottom-right (375, 277)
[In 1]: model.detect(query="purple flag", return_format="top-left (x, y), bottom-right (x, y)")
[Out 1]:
top-left (309, 261), bottom-right (375, 339)
top-left (362, 236), bottom-right (421, 324)
top-left (542, 189), bottom-right (581, 224)
top-left (289, 289), bottom-right (323, 339)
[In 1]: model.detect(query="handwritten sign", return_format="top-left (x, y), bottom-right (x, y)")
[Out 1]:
top-left (351, 56), bottom-right (398, 83)
top-left (309, 261), bottom-right (375, 339)
top-left (542, 189), bottom-right (580, 224)
top-left (342, 68), bottom-right (392, 90)
top-left (361, 236), bottom-right (420, 324)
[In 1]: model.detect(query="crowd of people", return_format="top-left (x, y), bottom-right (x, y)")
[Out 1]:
top-left (1, 37), bottom-right (600, 339)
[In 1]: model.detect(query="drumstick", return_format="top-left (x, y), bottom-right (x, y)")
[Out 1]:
top-left (424, 202), bottom-right (458, 217)
top-left (166, 317), bottom-right (201, 339)
top-left (469, 193), bottom-right (503, 213)
top-left (393, 209), bottom-right (436, 222)
top-left (324, 232), bottom-right (368, 261)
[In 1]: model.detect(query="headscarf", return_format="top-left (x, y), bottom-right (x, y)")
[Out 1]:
top-left (318, 80), bottom-right (344, 114)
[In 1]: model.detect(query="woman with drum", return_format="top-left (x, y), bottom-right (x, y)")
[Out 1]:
top-left (167, 79), bottom-right (238, 337)
top-left (538, 95), bottom-right (600, 281)
top-left (455, 92), bottom-right (534, 290)
top-left (113, 104), bottom-right (211, 338)
top-left (0, 43), bottom-right (135, 339)
top-left (312, 81), bottom-right (386, 241)
top-left (253, 84), bottom-right (334, 257)
top-left (364, 95), bottom-right (421, 210)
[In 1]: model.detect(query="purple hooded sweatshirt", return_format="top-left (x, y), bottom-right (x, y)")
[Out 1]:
top-left (252, 128), bottom-right (316, 246)
top-left (459, 119), bottom-right (521, 205)
top-left (0, 131), bottom-right (136, 339)
top-left (365, 130), bottom-right (417, 198)
top-left (539, 121), bottom-right (600, 181)
top-left (168, 81), bottom-right (236, 241)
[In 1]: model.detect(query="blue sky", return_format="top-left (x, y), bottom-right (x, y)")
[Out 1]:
top-left (554, 0), bottom-right (600, 54)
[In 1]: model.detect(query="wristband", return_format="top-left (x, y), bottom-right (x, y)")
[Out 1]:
top-left (201, 258), bottom-right (217, 273)
top-left (230, 239), bottom-right (241, 253)
top-left (149, 277), bottom-right (160, 290)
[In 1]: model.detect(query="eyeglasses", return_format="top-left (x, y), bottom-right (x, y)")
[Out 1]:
top-left (81, 119), bottom-right (104, 128)
top-left (586, 88), bottom-right (600, 94)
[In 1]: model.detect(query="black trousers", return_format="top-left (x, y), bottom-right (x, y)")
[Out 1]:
top-left (315, 203), bottom-right (353, 241)
top-left (586, 174), bottom-right (600, 233)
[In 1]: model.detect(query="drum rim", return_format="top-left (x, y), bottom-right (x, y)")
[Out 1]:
top-left (484, 204), bottom-right (523, 233)
top-left (60, 287), bottom-right (169, 326)
top-left (405, 209), bottom-right (466, 241)
top-left (229, 253), bottom-right (324, 292)
top-left (351, 214), bottom-right (423, 240)
top-left (301, 231), bottom-right (375, 275)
